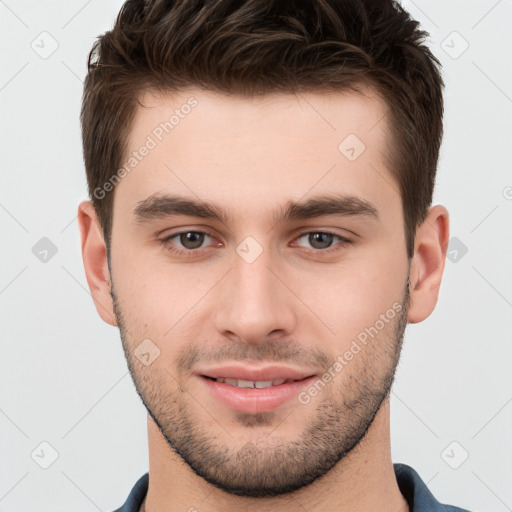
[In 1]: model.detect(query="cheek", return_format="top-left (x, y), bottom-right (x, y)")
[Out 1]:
top-left (112, 250), bottom-right (217, 347)
top-left (292, 252), bottom-right (406, 344)
top-left (111, 257), bottom-right (170, 335)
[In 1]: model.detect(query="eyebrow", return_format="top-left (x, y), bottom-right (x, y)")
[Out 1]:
top-left (133, 192), bottom-right (380, 226)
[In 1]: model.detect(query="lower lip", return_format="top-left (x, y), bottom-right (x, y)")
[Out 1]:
top-left (199, 375), bottom-right (316, 414)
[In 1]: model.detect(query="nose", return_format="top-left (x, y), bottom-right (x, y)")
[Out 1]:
top-left (213, 242), bottom-right (297, 345)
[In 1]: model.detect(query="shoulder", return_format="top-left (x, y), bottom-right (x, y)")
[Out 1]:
top-left (112, 473), bottom-right (149, 512)
top-left (393, 463), bottom-right (475, 512)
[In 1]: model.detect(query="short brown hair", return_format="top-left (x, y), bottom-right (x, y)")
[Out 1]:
top-left (81, 0), bottom-right (444, 259)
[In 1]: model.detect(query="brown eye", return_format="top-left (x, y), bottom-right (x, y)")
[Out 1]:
top-left (178, 232), bottom-right (205, 250)
top-left (307, 232), bottom-right (335, 249)
top-left (295, 231), bottom-right (351, 252)
top-left (161, 231), bottom-right (216, 256)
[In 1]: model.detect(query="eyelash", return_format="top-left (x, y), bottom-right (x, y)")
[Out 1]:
top-left (160, 230), bottom-right (352, 257)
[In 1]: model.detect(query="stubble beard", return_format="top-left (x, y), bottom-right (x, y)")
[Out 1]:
top-left (111, 276), bottom-right (410, 497)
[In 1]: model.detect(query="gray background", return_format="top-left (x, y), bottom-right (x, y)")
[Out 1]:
top-left (0, 0), bottom-right (511, 510)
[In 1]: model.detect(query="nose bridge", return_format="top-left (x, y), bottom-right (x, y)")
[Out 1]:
top-left (234, 245), bottom-right (275, 305)
top-left (214, 238), bottom-right (296, 343)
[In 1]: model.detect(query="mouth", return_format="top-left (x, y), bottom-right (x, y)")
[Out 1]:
top-left (196, 365), bottom-right (317, 414)
top-left (202, 376), bottom-right (309, 388)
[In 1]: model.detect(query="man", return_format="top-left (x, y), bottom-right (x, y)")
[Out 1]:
top-left (77, 0), bottom-right (472, 511)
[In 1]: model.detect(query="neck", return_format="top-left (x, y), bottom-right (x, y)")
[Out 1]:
top-left (143, 398), bottom-right (409, 512)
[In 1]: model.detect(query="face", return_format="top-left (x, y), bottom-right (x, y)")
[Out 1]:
top-left (108, 86), bottom-right (412, 497)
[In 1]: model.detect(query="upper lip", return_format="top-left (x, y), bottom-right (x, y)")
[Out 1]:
top-left (198, 365), bottom-right (316, 382)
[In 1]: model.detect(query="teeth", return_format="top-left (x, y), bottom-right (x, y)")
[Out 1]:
top-left (254, 381), bottom-right (273, 388)
top-left (237, 379), bottom-right (255, 388)
top-left (214, 378), bottom-right (292, 388)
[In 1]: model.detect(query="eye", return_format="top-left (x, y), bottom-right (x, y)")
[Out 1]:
top-left (160, 229), bottom-right (352, 258)
top-left (293, 231), bottom-right (352, 253)
top-left (161, 231), bottom-right (218, 256)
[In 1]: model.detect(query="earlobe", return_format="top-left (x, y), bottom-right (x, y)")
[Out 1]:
top-left (407, 205), bottom-right (450, 324)
top-left (77, 201), bottom-right (118, 327)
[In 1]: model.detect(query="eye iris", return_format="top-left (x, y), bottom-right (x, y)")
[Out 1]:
top-left (180, 232), bottom-right (204, 249)
top-left (309, 232), bottom-right (333, 249)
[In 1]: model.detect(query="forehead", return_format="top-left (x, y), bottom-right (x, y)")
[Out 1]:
top-left (114, 85), bottom-right (399, 227)
top-left (128, 85), bottom-right (390, 154)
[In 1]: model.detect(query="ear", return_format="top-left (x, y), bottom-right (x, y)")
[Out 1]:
top-left (77, 201), bottom-right (118, 326)
top-left (407, 205), bottom-right (450, 324)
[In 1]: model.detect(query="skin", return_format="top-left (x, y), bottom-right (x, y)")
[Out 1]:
top-left (78, 85), bottom-right (449, 512)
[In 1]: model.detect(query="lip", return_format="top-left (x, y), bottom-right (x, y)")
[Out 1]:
top-left (198, 365), bottom-right (314, 382)
top-left (196, 365), bottom-right (317, 414)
